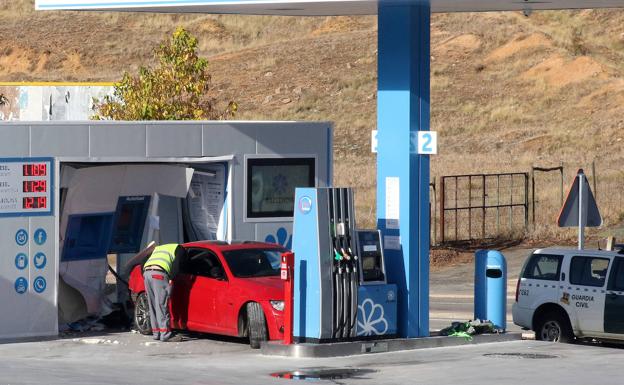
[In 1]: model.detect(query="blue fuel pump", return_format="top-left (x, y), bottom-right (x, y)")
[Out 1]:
top-left (292, 187), bottom-right (397, 342)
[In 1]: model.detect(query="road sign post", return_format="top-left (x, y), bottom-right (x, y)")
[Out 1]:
top-left (557, 169), bottom-right (602, 250)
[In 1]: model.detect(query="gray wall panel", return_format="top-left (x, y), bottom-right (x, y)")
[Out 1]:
top-left (255, 123), bottom-right (332, 187)
top-left (255, 123), bottom-right (330, 155)
top-left (147, 124), bottom-right (202, 157)
top-left (30, 124), bottom-right (89, 157)
top-left (89, 124), bottom-right (147, 157)
top-left (0, 125), bottom-right (29, 156)
top-left (202, 124), bottom-right (256, 156)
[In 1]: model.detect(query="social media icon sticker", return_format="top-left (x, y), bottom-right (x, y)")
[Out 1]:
top-left (33, 276), bottom-right (46, 294)
top-left (34, 228), bottom-right (47, 245)
top-left (15, 277), bottom-right (28, 294)
top-left (34, 252), bottom-right (47, 269)
top-left (15, 229), bottom-right (28, 246)
top-left (15, 253), bottom-right (28, 270)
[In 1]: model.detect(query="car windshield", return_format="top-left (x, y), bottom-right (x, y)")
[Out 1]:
top-left (222, 248), bottom-right (285, 278)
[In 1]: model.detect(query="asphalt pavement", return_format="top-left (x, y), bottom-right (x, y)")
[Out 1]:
top-left (0, 332), bottom-right (622, 385)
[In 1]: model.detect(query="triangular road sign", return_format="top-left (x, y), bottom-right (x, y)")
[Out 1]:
top-left (557, 169), bottom-right (602, 227)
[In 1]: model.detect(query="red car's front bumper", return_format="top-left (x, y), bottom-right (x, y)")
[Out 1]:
top-left (261, 301), bottom-right (285, 341)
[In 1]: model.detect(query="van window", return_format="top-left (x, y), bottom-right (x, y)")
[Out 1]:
top-left (570, 256), bottom-right (609, 287)
top-left (607, 258), bottom-right (624, 291)
top-left (522, 254), bottom-right (563, 281)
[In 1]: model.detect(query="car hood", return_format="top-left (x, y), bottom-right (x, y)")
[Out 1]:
top-left (238, 276), bottom-right (284, 300)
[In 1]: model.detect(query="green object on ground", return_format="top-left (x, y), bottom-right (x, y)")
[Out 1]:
top-left (448, 331), bottom-right (473, 341)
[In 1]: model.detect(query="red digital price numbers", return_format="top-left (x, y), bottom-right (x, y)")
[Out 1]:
top-left (23, 180), bottom-right (47, 193)
top-left (23, 197), bottom-right (47, 209)
top-left (23, 163), bottom-right (47, 177)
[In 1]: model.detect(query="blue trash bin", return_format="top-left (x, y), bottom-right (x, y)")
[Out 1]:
top-left (474, 250), bottom-right (507, 330)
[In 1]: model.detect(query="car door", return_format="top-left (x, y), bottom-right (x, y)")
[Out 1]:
top-left (169, 248), bottom-right (195, 330)
top-left (567, 255), bottom-right (609, 335)
top-left (604, 257), bottom-right (624, 337)
top-left (186, 249), bottom-right (231, 333)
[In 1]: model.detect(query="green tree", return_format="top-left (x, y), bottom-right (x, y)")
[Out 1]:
top-left (93, 27), bottom-right (237, 120)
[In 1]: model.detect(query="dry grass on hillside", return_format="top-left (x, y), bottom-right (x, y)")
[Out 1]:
top-left (2, 2), bottom-right (624, 242)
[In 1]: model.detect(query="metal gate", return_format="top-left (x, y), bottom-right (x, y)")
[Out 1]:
top-left (439, 173), bottom-right (529, 243)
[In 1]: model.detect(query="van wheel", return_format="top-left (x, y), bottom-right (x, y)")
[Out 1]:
top-left (536, 311), bottom-right (573, 343)
top-left (134, 292), bottom-right (152, 335)
top-left (247, 302), bottom-right (268, 349)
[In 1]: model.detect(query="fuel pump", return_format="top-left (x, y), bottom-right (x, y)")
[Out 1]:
top-left (292, 188), bottom-right (396, 342)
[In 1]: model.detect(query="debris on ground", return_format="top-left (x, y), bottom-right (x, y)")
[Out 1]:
top-left (439, 319), bottom-right (501, 341)
top-left (74, 338), bottom-right (120, 345)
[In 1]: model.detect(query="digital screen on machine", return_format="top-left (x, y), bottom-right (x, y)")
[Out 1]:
top-left (23, 197), bottom-right (47, 209)
top-left (23, 163), bottom-right (47, 177)
top-left (247, 158), bottom-right (315, 218)
top-left (0, 158), bottom-right (53, 216)
top-left (23, 180), bottom-right (47, 193)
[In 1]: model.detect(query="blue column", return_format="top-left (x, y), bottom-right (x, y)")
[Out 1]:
top-left (376, 1), bottom-right (430, 338)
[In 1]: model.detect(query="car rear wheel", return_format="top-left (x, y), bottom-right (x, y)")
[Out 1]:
top-left (536, 311), bottom-right (573, 343)
top-left (134, 292), bottom-right (152, 335)
top-left (247, 302), bottom-right (268, 349)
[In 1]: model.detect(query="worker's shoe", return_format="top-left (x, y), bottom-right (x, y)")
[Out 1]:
top-left (161, 334), bottom-right (184, 343)
top-left (152, 332), bottom-right (161, 341)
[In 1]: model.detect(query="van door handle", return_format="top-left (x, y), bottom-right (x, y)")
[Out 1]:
top-left (561, 273), bottom-right (565, 281)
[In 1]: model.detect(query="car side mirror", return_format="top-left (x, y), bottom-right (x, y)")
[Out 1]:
top-left (210, 266), bottom-right (225, 280)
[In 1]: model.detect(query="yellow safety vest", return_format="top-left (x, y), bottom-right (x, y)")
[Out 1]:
top-left (144, 244), bottom-right (179, 275)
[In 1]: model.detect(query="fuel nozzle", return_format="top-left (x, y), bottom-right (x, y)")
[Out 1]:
top-left (334, 248), bottom-right (343, 261)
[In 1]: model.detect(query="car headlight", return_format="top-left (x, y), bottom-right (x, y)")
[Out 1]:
top-left (270, 300), bottom-right (284, 311)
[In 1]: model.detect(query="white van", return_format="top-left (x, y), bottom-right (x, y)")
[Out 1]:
top-left (512, 248), bottom-right (624, 342)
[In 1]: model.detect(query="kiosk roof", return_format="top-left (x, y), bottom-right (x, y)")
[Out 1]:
top-left (35, 0), bottom-right (624, 16)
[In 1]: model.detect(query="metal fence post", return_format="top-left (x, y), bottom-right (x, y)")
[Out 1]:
top-left (524, 172), bottom-right (529, 230)
top-left (482, 174), bottom-right (486, 239)
top-left (531, 166), bottom-right (535, 227)
top-left (560, 163), bottom-right (564, 206)
top-left (591, 159), bottom-right (597, 202)
top-left (440, 177), bottom-right (445, 244)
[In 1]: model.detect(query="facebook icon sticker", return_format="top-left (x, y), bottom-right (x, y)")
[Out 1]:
top-left (34, 228), bottom-right (47, 246)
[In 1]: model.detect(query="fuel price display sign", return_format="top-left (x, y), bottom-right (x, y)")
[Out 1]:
top-left (0, 158), bottom-right (53, 217)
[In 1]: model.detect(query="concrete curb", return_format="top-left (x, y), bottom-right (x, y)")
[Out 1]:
top-left (261, 333), bottom-right (523, 358)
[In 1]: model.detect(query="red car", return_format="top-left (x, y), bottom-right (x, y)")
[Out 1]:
top-left (128, 241), bottom-right (286, 348)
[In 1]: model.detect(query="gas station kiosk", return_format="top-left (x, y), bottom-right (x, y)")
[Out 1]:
top-left (0, 120), bottom-right (331, 340)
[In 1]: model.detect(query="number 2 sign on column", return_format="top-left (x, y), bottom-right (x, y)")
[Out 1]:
top-left (417, 131), bottom-right (437, 155)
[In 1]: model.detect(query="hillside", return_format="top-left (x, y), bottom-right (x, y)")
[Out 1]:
top-left (2, 2), bottom-right (624, 238)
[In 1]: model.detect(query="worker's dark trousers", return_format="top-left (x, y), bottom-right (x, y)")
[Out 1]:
top-left (144, 270), bottom-right (172, 341)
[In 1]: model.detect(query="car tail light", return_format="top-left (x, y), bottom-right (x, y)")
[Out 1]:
top-left (515, 278), bottom-right (520, 302)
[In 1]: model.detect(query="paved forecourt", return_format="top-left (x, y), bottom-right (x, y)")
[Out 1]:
top-left (0, 333), bottom-right (622, 385)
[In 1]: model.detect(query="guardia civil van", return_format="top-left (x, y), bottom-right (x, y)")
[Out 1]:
top-left (512, 248), bottom-right (624, 343)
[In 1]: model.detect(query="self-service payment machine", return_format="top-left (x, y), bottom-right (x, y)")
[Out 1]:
top-left (292, 187), bottom-right (397, 342)
top-left (355, 229), bottom-right (397, 337)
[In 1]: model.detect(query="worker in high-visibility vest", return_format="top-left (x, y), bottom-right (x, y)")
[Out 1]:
top-left (143, 243), bottom-right (184, 342)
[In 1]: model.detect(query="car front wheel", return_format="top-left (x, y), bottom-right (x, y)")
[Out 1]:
top-left (247, 302), bottom-right (268, 349)
top-left (536, 311), bottom-right (573, 343)
top-left (134, 292), bottom-right (152, 335)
